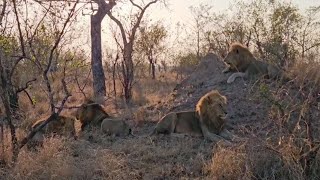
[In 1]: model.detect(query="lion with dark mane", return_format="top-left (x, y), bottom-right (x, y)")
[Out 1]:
top-left (75, 99), bottom-right (110, 131)
top-left (75, 99), bottom-right (133, 136)
top-left (222, 42), bottom-right (285, 83)
top-left (150, 90), bottom-right (234, 142)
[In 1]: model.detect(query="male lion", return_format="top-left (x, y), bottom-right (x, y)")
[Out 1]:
top-left (75, 99), bottom-right (110, 131)
top-left (101, 118), bottom-right (132, 137)
top-left (222, 43), bottom-right (283, 83)
top-left (28, 115), bottom-right (76, 149)
top-left (31, 115), bottom-right (76, 137)
top-left (150, 111), bottom-right (203, 137)
top-left (150, 90), bottom-right (234, 142)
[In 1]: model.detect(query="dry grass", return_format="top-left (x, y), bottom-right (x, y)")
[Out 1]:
top-left (205, 140), bottom-right (311, 180)
top-left (2, 131), bottom-right (214, 180)
top-left (1, 59), bottom-right (320, 179)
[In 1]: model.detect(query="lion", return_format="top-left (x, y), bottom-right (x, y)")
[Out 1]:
top-left (149, 90), bottom-right (234, 142)
top-left (75, 99), bottom-right (110, 131)
top-left (31, 115), bottom-right (76, 137)
top-left (149, 111), bottom-right (203, 136)
top-left (27, 115), bottom-right (76, 149)
top-left (222, 42), bottom-right (284, 83)
top-left (101, 118), bottom-right (132, 137)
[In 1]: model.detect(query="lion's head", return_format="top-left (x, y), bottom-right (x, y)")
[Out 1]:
top-left (75, 99), bottom-right (110, 130)
top-left (223, 43), bottom-right (255, 72)
top-left (196, 90), bottom-right (227, 134)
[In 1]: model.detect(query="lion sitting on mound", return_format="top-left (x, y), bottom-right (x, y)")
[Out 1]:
top-left (222, 42), bottom-right (284, 83)
top-left (75, 99), bottom-right (110, 131)
top-left (150, 90), bottom-right (234, 142)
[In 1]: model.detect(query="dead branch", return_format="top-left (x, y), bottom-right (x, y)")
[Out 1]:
top-left (0, 0), bottom-right (6, 26)
top-left (22, 89), bottom-right (35, 107)
top-left (16, 78), bottom-right (37, 94)
top-left (19, 113), bottom-right (58, 149)
top-left (12, 0), bottom-right (25, 56)
top-left (75, 67), bottom-right (91, 99)
top-left (19, 55), bottom-right (72, 150)
top-left (129, 0), bottom-right (142, 10)
top-left (43, 0), bottom-right (78, 113)
top-left (18, 1), bottom-right (78, 150)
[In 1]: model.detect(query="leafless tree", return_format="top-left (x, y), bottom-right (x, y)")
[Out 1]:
top-left (107, 0), bottom-right (161, 102)
top-left (0, 0), bottom-right (78, 165)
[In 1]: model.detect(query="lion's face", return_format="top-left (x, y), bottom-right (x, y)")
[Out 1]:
top-left (223, 43), bottom-right (253, 71)
top-left (223, 46), bottom-right (242, 71)
top-left (75, 101), bottom-right (109, 128)
top-left (210, 94), bottom-right (228, 120)
top-left (75, 103), bottom-right (96, 123)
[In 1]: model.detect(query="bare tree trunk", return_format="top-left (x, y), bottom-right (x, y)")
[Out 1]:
top-left (90, 0), bottom-right (116, 101)
top-left (112, 53), bottom-right (119, 107)
top-left (112, 61), bottom-right (117, 98)
top-left (121, 46), bottom-right (134, 102)
top-left (196, 28), bottom-right (200, 60)
top-left (148, 50), bottom-right (156, 79)
top-left (91, 15), bottom-right (106, 99)
top-left (151, 62), bottom-right (155, 79)
top-left (0, 55), bottom-right (19, 165)
top-left (0, 115), bottom-right (5, 167)
top-left (0, 81), bottom-right (18, 164)
top-left (107, 0), bottom-right (159, 103)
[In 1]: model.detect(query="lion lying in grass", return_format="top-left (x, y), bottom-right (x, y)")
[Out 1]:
top-left (150, 90), bottom-right (235, 142)
top-left (28, 115), bottom-right (76, 149)
top-left (76, 99), bottom-right (134, 137)
top-left (101, 118), bottom-right (132, 137)
top-left (31, 115), bottom-right (76, 137)
top-left (222, 42), bottom-right (284, 83)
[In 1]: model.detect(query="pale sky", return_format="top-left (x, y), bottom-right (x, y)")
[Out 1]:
top-left (75, 0), bottom-right (320, 54)
top-left (152, 0), bottom-right (320, 27)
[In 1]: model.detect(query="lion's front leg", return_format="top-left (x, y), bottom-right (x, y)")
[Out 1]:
top-left (200, 123), bottom-right (230, 143)
top-left (219, 129), bottom-right (245, 142)
top-left (219, 129), bottom-right (236, 141)
top-left (222, 66), bottom-right (231, 73)
top-left (227, 72), bottom-right (246, 83)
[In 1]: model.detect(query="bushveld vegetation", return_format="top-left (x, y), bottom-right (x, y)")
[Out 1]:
top-left (0, 0), bottom-right (320, 179)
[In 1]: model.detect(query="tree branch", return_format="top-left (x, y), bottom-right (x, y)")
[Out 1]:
top-left (129, 0), bottom-right (142, 10)
top-left (129, 0), bottom-right (158, 43)
top-left (12, 0), bottom-right (26, 56)
top-left (75, 67), bottom-right (91, 99)
top-left (19, 113), bottom-right (58, 149)
top-left (16, 78), bottom-right (37, 94)
top-left (0, 0), bottom-right (6, 26)
top-left (44, 0), bottom-right (78, 113)
top-left (22, 89), bottom-right (35, 107)
top-left (107, 11), bottom-right (128, 45)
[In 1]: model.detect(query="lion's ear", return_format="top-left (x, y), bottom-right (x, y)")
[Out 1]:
top-left (222, 96), bottom-right (227, 103)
